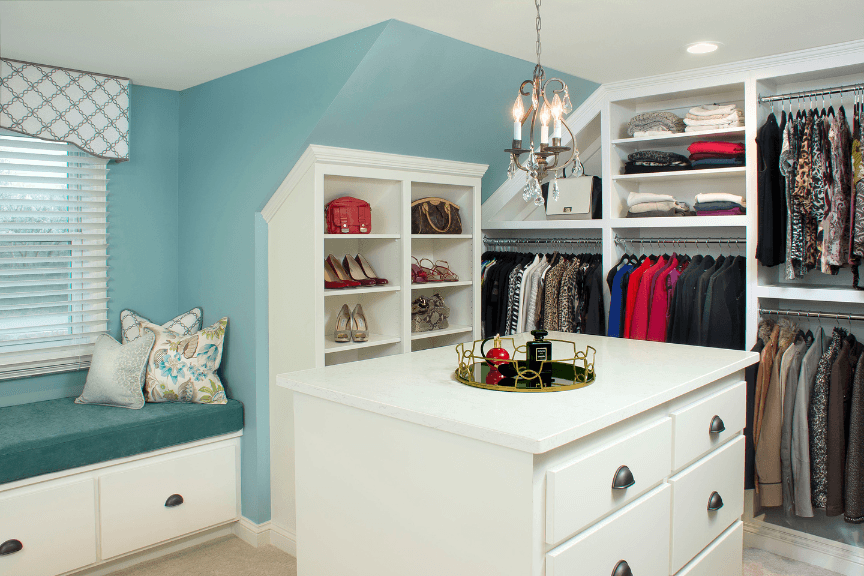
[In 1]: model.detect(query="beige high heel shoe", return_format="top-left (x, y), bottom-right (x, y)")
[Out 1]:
top-left (351, 304), bottom-right (369, 342)
top-left (334, 304), bottom-right (351, 342)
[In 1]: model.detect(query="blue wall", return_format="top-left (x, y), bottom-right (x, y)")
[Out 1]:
top-left (177, 19), bottom-right (597, 524)
top-left (0, 85), bottom-right (180, 408)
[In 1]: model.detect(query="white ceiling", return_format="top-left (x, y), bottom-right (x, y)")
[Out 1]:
top-left (2, 1), bottom-right (862, 91)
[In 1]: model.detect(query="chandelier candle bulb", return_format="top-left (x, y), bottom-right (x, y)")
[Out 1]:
top-left (513, 97), bottom-right (524, 141)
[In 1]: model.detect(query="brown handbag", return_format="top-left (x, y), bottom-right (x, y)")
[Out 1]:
top-left (411, 197), bottom-right (462, 235)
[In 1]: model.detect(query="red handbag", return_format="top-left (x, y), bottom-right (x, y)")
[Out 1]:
top-left (325, 197), bottom-right (372, 234)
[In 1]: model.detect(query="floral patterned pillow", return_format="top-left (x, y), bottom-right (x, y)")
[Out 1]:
top-left (141, 317), bottom-right (228, 404)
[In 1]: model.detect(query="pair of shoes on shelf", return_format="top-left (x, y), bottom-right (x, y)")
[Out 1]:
top-left (334, 304), bottom-right (368, 342)
top-left (325, 254), bottom-right (388, 289)
top-left (411, 257), bottom-right (458, 283)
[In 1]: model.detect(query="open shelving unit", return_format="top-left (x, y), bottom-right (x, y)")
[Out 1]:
top-left (266, 145), bottom-right (485, 371)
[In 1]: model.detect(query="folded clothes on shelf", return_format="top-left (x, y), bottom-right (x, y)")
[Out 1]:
top-left (695, 192), bottom-right (745, 204)
top-left (623, 150), bottom-right (691, 174)
top-left (627, 111), bottom-right (685, 136)
top-left (694, 206), bottom-right (746, 216)
top-left (683, 104), bottom-right (744, 132)
top-left (626, 191), bottom-right (693, 218)
top-left (692, 157), bottom-right (745, 169)
top-left (688, 141), bottom-right (745, 155)
top-left (693, 201), bottom-right (745, 211)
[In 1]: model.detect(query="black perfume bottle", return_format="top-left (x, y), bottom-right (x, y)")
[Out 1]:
top-left (527, 329), bottom-right (553, 386)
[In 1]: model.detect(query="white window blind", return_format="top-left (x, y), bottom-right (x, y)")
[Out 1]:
top-left (0, 131), bottom-right (109, 379)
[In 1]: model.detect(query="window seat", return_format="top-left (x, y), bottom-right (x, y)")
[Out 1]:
top-left (0, 397), bottom-right (243, 485)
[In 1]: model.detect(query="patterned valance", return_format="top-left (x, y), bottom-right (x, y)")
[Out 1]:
top-left (0, 58), bottom-right (130, 161)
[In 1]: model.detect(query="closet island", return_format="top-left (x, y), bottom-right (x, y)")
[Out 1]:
top-left (278, 332), bottom-right (758, 576)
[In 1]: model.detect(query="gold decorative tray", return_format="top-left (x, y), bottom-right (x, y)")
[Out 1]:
top-left (455, 337), bottom-right (596, 392)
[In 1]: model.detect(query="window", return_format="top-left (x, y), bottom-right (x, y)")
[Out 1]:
top-left (0, 131), bottom-right (109, 379)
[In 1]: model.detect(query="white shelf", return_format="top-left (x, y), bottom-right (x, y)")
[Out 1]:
top-left (411, 280), bottom-right (473, 290)
top-left (483, 220), bottom-right (603, 230)
top-left (610, 215), bottom-right (748, 228)
top-left (324, 233), bottom-right (400, 239)
top-left (611, 127), bottom-right (746, 147)
top-left (324, 285), bottom-right (401, 296)
top-left (411, 234), bottom-right (472, 239)
top-left (756, 285), bottom-right (864, 304)
top-left (325, 333), bottom-right (402, 353)
top-left (612, 167), bottom-right (746, 183)
top-left (411, 325), bottom-right (473, 341)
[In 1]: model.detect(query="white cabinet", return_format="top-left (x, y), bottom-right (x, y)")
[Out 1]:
top-left (0, 478), bottom-right (97, 576)
top-left (285, 338), bottom-right (754, 576)
top-left (0, 434), bottom-right (240, 576)
top-left (675, 521), bottom-right (743, 576)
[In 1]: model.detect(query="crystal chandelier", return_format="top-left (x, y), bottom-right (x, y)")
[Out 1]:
top-left (506, 0), bottom-right (582, 205)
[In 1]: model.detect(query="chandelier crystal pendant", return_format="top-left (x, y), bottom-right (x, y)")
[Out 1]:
top-left (505, 0), bottom-right (583, 205)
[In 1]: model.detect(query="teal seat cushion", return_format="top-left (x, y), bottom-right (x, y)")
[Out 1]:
top-left (0, 397), bottom-right (243, 485)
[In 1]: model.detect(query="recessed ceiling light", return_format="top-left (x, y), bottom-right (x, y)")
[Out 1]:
top-left (687, 42), bottom-right (719, 54)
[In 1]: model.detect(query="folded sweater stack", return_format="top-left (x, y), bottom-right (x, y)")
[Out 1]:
top-left (623, 150), bottom-right (691, 174)
top-left (627, 192), bottom-right (693, 218)
top-left (627, 111), bottom-right (685, 137)
top-left (684, 104), bottom-right (744, 132)
top-left (694, 192), bottom-right (746, 216)
top-left (686, 141), bottom-right (745, 169)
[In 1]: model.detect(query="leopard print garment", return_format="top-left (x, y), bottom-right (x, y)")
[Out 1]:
top-left (790, 117), bottom-right (812, 274)
top-left (852, 104), bottom-right (864, 261)
top-left (542, 259), bottom-right (568, 331)
top-left (827, 109), bottom-right (852, 268)
top-left (810, 328), bottom-right (846, 509)
top-left (557, 258), bottom-right (581, 333)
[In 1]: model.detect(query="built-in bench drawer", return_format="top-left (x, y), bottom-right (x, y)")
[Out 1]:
top-left (671, 380), bottom-right (745, 471)
top-left (669, 435), bottom-right (744, 574)
top-left (546, 417), bottom-right (671, 545)
top-left (675, 521), bottom-right (743, 576)
top-left (546, 484), bottom-right (671, 576)
top-left (99, 444), bottom-right (237, 559)
top-left (0, 478), bottom-right (97, 576)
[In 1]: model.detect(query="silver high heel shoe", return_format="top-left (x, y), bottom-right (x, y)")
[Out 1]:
top-left (351, 304), bottom-right (369, 342)
top-left (334, 304), bottom-right (351, 342)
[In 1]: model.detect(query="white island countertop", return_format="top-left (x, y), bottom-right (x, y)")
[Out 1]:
top-left (278, 332), bottom-right (758, 454)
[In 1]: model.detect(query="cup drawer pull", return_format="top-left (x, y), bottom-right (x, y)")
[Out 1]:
top-left (612, 465), bottom-right (635, 490)
top-left (165, 494), bottom-right (184, 508)
top-left (612, 560), bottom-right (632, 576)
top-left (709, 415), bottom-right (725, 434)
top-left (707, 491), bottom-right (724, 511)
top-left (0, 539), bottom-right (23, 556)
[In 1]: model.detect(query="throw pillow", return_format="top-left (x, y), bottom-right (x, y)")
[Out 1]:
top-left (75, 331), bottom-right (156, 409)
top-left (121, 308), bottom-right (203, 344)
top-left (142, 317), bottom-right (228, 404)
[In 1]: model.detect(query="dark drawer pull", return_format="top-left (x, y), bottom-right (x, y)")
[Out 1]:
top-left (165, 494), bottom-right (184, 508)
top-left (612, 465), bottom-right (635, 490)
top-left (612, 560), bottom-right (632, 576)
top-left (709, 415), bottom-right (726, 434)
top-left (0, 539), bottom-right (23, 556)
top-left (707, 491), bottom-right (724, 511)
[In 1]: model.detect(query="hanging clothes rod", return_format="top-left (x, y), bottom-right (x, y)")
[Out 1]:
top-left (760, 307), bottom-right (864, 322)
top-left (614, 234), bottom-right (744, 246)
top-left (482, 235), bottom-right (601, 246)
top-left (758, 82), bottom-right (864, 104)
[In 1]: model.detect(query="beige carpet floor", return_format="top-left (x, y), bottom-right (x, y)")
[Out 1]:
top-left (108, 536), bottom-right (842, 576)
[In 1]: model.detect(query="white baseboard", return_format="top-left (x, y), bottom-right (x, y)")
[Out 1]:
top-left (744, 520), bottom-right (864, 576)
top-left (233, 517), bottom-right (272, 547)
top-left (268, 522), bottom-right (298, 557)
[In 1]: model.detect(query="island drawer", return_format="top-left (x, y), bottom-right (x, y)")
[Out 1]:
top-left (669, 435), bottom-right (744, 574)
top-left (546, 484), bottom-right (671, 576)
top-left (671, 380), bottom-right (745, 471)
top-left (545, 417), bottom-right (671, 545)
top-left (674, 521), bottom-right (743, 576)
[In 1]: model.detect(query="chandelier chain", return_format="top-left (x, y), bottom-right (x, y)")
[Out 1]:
top-left (535, 0), bottom-right (542, 65)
